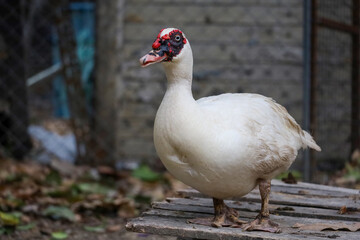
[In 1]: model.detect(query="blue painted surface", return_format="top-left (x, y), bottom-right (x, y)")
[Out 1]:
top-left (52, 2), bottom-right (95, 118)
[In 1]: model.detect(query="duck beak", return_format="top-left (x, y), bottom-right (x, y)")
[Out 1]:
top-left (139, 50), bottom-right (167, 67)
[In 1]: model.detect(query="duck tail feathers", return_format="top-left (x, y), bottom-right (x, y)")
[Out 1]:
top-left (302, 131), bottom-right (321, 151)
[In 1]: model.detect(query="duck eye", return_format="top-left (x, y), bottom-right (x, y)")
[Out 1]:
top-left (174, 35), bottom-right (181, 41)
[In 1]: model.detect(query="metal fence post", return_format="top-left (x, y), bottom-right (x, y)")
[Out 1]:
top-left (351, 0), bottom-right (360, 154)
top-left (303, 0), bottom-right (312, 182)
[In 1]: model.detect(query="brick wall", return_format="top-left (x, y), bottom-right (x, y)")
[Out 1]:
top-left (116, 0), bottom-right (304, 165)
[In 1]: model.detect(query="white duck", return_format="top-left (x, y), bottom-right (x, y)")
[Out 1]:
top-left (140, 28), bottom-right (321, 233)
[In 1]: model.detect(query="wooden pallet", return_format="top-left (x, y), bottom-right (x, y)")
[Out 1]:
top-left (126, 180), bottom-right (360, 240)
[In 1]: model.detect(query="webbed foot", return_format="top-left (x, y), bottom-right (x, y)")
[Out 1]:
top-left (188, 198), bottom-right (245, 228)
top-left (242, 215), bottom-right (281, 233)
top-left (242, 179), bottom-right (281, 233)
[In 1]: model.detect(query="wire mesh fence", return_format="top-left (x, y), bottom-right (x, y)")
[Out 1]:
top-left (313, 0), bottom-right (359, 173)
top-left (0, 0), bottom-right (358, 178)
top-left (0, 0), bottom-right (109, 165)
top-left (0, 0), bottom-right (32, 159)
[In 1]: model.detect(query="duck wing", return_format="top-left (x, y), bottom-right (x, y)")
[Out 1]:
top-left (197, 93), bottom-right (320, 177)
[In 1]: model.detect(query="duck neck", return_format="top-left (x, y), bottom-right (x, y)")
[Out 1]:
top-left (163, 56), bottom-right (193, 96)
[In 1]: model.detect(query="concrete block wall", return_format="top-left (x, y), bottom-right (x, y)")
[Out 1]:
top-left (117, 0), bottom-right (305, 165)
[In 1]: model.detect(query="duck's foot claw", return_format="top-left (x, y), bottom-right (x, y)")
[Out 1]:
top-left (242, 217), bottom-right (281, 233)
top-left (188, 207), bottom-right (245, 228)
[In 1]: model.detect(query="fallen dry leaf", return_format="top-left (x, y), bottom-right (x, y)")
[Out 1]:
top-left (15, 185), bottom-right (39, 199)
top-left (337, 205), bottom-right (359, 215)
top-left (281, 172), bottom-right (297, 184)
top-left (292, 222), bottom-right (360, 232)
top-left (20, 214), bottom-right (31, 223)
top-left (106, 224), bottom-right (122, 232)
top-left (97, 166), bottom-right (116, 176)
top-left (117, 200), bottom-right (137, 218)
top-left (43, 118), bottom-right (72, 135)
top-left (75, 214), bottom-right (82, 222)
top-left (36, 196), bottom-right (67, 205)
top-left (50, 159), bottom-right (76, 177)
top-left (0, 211), bottom-right (20, 226)
top-left (338, 206), bottom-right (347, 215)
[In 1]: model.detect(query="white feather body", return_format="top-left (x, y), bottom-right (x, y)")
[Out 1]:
top-left (152, 28), bottom-right (320, 199)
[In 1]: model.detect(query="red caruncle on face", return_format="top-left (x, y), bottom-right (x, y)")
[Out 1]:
top-left (152, 29), bottom-right (186, 50)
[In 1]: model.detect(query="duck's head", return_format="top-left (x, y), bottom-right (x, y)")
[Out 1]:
top-left (140, 28), bottom-right (191, 68)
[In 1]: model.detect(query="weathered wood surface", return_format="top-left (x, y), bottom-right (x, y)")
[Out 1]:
top-left (126, 180), bottom-right (360, 240)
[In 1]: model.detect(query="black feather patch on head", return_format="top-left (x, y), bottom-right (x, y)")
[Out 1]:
top-left (152, 29), bottom-right (187, 61)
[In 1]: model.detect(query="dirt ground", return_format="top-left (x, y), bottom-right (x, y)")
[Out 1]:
top-left (1, 150), bottom-right (359, 239)
top-left (0, 159), bottom-right (184, 240)
top-left (2, 217), bottom-right (175, 240)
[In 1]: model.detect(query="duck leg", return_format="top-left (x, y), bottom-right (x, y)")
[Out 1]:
top-left (188, 198), bottom-right (245, 228)
top-left (242, 179), bottom-right (281, 233)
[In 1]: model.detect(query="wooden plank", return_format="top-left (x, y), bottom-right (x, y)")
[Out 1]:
top-left (152, 201), bottom-right (257, 220)
top-left (178, 187), bottom-right (360, 210)
top-left (269, 185), bottom-right (358, 198)
top-left (144, 207), bottom-right (360, 232)
top-left (143, 208), bottom-right (212, 219)
top-left (178, 180), bottom-right (360, 199)
top-left (163, 197), bottom-right (360, 222)
top-left (242, 191), bottom-right (359, 210)
top-left (127, 213), bottom-right (360, 240)
top-left (271, 180), bottom-right (360, 195)
top-left (127, 182), bottom-right (360, 239)
top-left (127, 215), bottom-right (298, 240)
